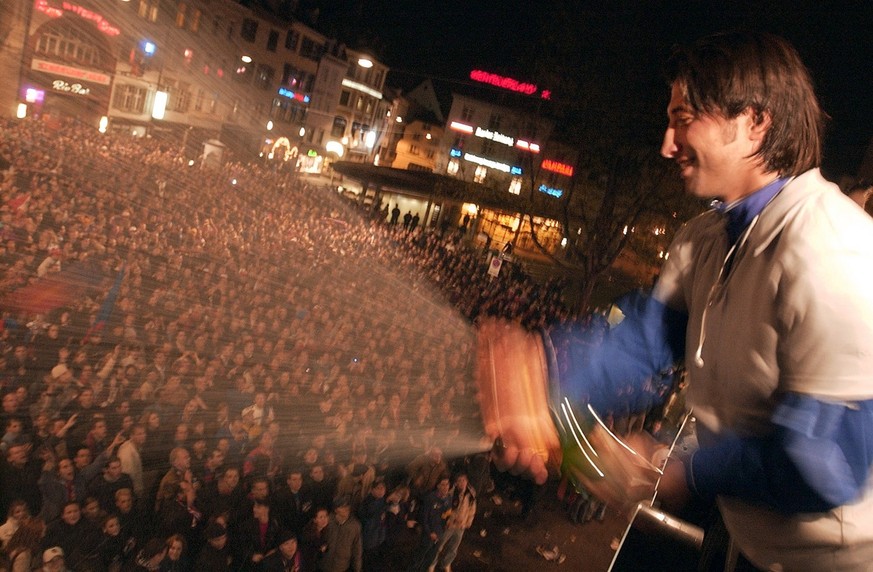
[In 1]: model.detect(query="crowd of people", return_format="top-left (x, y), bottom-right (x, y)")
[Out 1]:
top-left (0, 116), bottom-right (608, 571)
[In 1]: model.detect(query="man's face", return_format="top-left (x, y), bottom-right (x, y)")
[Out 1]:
top-left (279, 538), bottom-right (298, 559)
top-left (287, 473), bottom-right (303, 492)
top-left (131, 427), bottom-right (147, 446)
top-left (58, 459), bottom-right (75, 481)
top-left (661, 82), bottom-right (764, 203)
top-left (314, 509), bottom-right (329, 528)
top-left (115, 491), bottom-right (133, 513)
top-left (251, 481), bottom-right (269, 500)
top-left (75, 448), bottom-right (92, 469)
top-left (44, 556), bottom-right (65, 572)
top-left (92, 421), bottom-right (107, 440)
top-left (223, 469), bottom-right (240, 489)
top-left (62, 503), bottom-right (81, 525)
top-left (437, 478), bottom-right (450, 497)
top-left (106, 460), bottom-right (122, 481)
top-left (455, 475), bottom-right (468, 492)
top-left (334, 505), bottom-right (350, 524)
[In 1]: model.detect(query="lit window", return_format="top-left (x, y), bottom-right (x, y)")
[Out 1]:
top-left (447, 159), bottom-right (459, 175)
top-left (474, 165), bottom-right (487, 183)
top-left (508, 177), bottom-right (522, 195)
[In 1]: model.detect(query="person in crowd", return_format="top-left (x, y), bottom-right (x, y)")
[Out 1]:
top-left (97, 513), bottom-right (128, 572)
top-left (117, 425), bottom-right (146, 498)
top-left (319, 496), bottom-right (361, 572)
top-left (412, 476), bottom-right (451, 572)
top-left (194, 522), bottom-right (231, 572)
top-left (428, 473), bottom-right (476, 572)
top-left (406, 448), bottom-right (447, 503)
top-left (261, 529), bottom-right (302, 572)
top-left (42, 501), bottom-right (100, 570)
top-left (158, 533), bottom-right (189, 572)
top-left (300, 508), bottom-right (329, 572)
top-left (89, 455), bottom-right (135, 513)
top-left (358, 478), bottom-right (387, 570)
top-left (233, 500), bottom-right (280, 571)
top-left (0, 499), bottom-right (30, 549)
top-left (274, 468), bottom-right (312, 538)
top-left (487, 31), bottom-right (873, 571)
top-left (123, 537), bottom-right (167, 572)
top-left (40, 546), bottom-right (68, 572)
top-left (5, 517), bottom-right (46, 572)
top-left (155, 447), bottom-right (192, 512)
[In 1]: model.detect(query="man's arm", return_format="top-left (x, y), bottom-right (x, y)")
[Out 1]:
top-left (688, 393), bottom-right (873, 513)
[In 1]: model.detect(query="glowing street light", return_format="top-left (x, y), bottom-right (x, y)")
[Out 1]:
top-left (16, 103), bottom-right (27, 119)
top-left (266, 120), bottom-right (273, 131)
top-left (241, 55), bottom-right (252, 63)
top-left (357, 57), bottom-right (373, 68)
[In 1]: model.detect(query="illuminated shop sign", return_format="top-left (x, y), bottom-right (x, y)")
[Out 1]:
top-left (469, 69), bottom-right (552, 100)
top-left (475, 126), bottom-right (513, 147)
top-left (538, 184), bottom-right (563, 198)
top-left (449, 121), bottom-right (474, 134)
top-left (464, 153), bottom-right (522, 175)
top-left (52, 79), bottom-right (90, 95)
top-left (277, 87), bottom-right (310, 103)
top-left (341, 78), bottom-right (382, 100)
top-left (25, 88), bottom-right (45, 103)
top-left (32, 59), bottom-right (111, 85)
top-left (516, 140), bottom-right (540, 153)
top-left (449, 148), bottom-right (462, 158)
top-left (34, 0), bottom-right (120, 35)
top-left (541, 159), bottom-right (574, 177)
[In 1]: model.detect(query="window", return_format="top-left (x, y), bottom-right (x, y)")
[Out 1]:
top-left (175, 2), bottom-right (186, 28)
top-left (212, 15), bottom-right (222, 35)
top-left (409, 145), bottom-right (419, 156)
top-left (461, 105), bottom-right (474, 122)
top-left (188, 9), bottom-right (200, 32)
top-left (299, 37), bottom-right (322, 61)
top-left (488, 113), bottom-right (502, 131)
top-left (285, 30), bottom-right (299, 51)
top-left (166, 80), bottom-right (191, 112)
top-left (474, 165), bottom-right (487, 183)
top-left (137, 0), bottom-right (158, 22)
top-left (338, 90), bottom-right (350, 106)
top-left (241, 18), bottom-right (258, 43)
top-left (255, 64), bottom-right (275, 90)
top-left (481, 140), bottom-right (494, 155)
top-left (267, 30), bottom-right (279, 52)
top-left (36, 28), bottom-right (101, 66)
top-left (112, 84), bottom-right (147, 113)
top-left (447, 159), bottom-right (459, 175)
top-left (281, 64), bottom-right (302, 89)
top-left (508, 176), bottom-right (522, 195)
top-left (331, 116), bottom-right (346, 138)
top-left (194, 88), bottom-right (204, 111)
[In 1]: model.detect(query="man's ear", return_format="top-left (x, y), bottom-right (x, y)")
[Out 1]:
top-left (748, 108), bottom-right (772, 142)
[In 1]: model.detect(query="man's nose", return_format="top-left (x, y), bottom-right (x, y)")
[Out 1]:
top-left (661, 127), bottom-right (678, 159)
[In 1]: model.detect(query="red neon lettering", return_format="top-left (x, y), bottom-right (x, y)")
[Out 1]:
top-left (469, 70), bottom-right (539, 96)
top-left (541, 159), bottom-right (574, 177)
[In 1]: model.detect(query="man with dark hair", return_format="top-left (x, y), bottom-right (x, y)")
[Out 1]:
top-left (487, 31), bottom-right (873, 570)
top-left (320, 496), bottom-right (362, 572)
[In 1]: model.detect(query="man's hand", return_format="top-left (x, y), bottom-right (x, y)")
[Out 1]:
top-left (476, 319), bottom-right (561, 485)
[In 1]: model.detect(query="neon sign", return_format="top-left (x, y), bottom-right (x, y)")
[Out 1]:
top-left (516, 140), bottom-right (540, 153)
top-left (449, 121), bottom-right (474, 134)
top-left (449, 148), bottom-right (462, 158)
top-left (52, 79), bottom-right (90, 95)
top-left (277, 87), bottom-right (311, 104)
top-left (538, 184), bottom-right (563, 198)
top-left (475, 127), bottom-right (513, 147)
top-left (463, 153), bottom-right (522, 175)
top-left (35, 0), bottom-right (120, 35)
top-left (470, 70), bottom-right (552, 100)
top-left (541, 159), bottom-right (574, 177)
top-left (32, 59), bottom-right (111, 85)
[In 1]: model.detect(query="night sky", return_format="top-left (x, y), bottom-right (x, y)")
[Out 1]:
top-left (310, 0), bottom-right (873, 178)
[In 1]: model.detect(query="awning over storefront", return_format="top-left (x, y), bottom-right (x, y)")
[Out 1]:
top-left (331, 162), bottom-right (565, 220)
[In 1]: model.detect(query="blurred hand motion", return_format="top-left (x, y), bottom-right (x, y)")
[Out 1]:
top-left (476, 318), bottom-right (664, 512)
